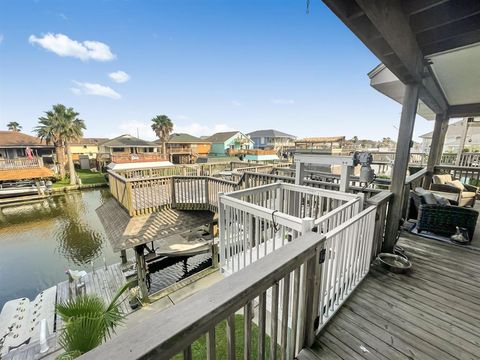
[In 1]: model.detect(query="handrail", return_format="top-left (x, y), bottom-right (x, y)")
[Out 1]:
top-left (405, 167), bottom-right (428, 185)
top-left (365, 190), bottom-right (393, 206)
top-left (81, 230), bottom-right (326, 359)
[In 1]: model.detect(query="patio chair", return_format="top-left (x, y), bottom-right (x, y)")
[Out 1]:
top-left (410, 189), bottom-right (478, 241)
top-left (430, 174), bottom-right (478, 207)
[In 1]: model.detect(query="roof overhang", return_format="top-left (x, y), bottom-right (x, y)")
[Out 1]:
top-left (322, 0), bottom-right (480, 118)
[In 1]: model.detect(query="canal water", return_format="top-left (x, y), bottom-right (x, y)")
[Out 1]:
top-left (0, 189), bottom-right (210, 309)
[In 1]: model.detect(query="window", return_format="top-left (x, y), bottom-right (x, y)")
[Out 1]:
top-left (112, 147), bottom-right (125, 152)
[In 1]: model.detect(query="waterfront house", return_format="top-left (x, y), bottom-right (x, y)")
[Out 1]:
top-left (97, 134), bottom-right (171, 171)
top-left (158, 133), bottom-right (211, 164)
top-left (206, 131), bottom-right (254, 157)
top-left (70, 138), bottom-right (108, 160)
top-left (247, 129), bottom-right (296, 151)
top-left (0, 131), bottom-right (54, 160)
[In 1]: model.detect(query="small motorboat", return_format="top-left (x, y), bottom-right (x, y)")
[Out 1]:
top-left (0, 181), bottom-right (47, 199)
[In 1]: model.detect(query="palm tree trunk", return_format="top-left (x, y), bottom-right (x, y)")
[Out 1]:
top-left (56, 145), bottom-right (66, 179)
top-left (66, 144), bottom-right (76, 185)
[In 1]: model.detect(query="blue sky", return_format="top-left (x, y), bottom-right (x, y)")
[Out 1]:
top-left (0, 0), bottom-right (435, 141)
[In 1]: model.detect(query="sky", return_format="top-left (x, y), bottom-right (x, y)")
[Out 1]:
top-left (0, 0), bottom-right (436, 142)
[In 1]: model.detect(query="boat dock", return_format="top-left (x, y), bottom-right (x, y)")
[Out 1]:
top-left (1, 263), bottom-right (131, 360)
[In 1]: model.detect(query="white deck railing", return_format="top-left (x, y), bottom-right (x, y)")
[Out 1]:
top-left (81, 202), bottom-right (378, 360)
top-left (219, 182), bottom-right (363, 274)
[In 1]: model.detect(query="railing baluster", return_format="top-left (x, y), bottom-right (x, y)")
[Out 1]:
top-left (258, 291), bottom-right (267, 360)
top-left (270, 281), bottom-right (279, 360)
top-left (244, 302), bottom-right (252, 360)
top-left (226, 314), bottom-right (236, 360)
top-left (206, 329), bottom-right (216, 360)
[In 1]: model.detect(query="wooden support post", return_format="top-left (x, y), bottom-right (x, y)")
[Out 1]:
top-left (384, 83), bottom-right (419, 253)
top-left (120, 249), bottom-right (128, 265)
top-left (425, 113), bottom-right (448, 188)
top-left (295, 161), bottom-right (305, 185)
top-left (303, 245), bottom-right (322, 348)
top-left (339, 164), bottom-right (351, 192)
top-left (134, 245), bottom-right (149, 303)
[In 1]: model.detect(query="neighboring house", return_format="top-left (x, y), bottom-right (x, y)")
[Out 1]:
top-left (97, 134), bottom-right (171, 171)
top-left (70, 138), bottom-right (109, 160)
top-left (420, 117), bottom-right (480, 153)
top-left (0, 131), bottom-right (55, 181)
top-left (206, 131), bottom-right (254, 157)
top-left (247, 129), bottom-right (296, 150)
top-left (0, 131), bottom-right (54, 159)
top-left (159, 133), bottom-right (211, 164)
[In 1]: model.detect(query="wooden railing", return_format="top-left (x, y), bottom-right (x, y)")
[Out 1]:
top-left (0, 157), bottom-right (43, 169)
top-left (108, 166), bottom-right (384, 216)
top-left (219, 183), bottom-right (363, 273)
top-left (82, 201), bottom-right (378, 360)
top-left (111, 153), bottom-right (168, 163)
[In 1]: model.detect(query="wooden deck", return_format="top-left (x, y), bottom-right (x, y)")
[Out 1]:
top-left (301, 234), bottom-right (480, 360)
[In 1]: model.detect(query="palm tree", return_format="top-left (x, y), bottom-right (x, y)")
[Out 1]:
top-left (56, 282), bottom-right (130, 359)
top-left (35, 104), bottom-right (86, 184)
top-left (151, 115), bottom-right (173, 155)
top-left (7, 121), bottom-right (22, 132)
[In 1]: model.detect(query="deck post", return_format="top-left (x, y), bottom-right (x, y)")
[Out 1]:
top-left (384, 83), bottom-right (419, 253)
top-left (134, 245), bottom-right (149, 303)
top-left (295, 161), bottom-right (305, 185)
top-left (120, 249), bottom-right (128, 265)
top-left (425, 113), bottom-right (448, 188)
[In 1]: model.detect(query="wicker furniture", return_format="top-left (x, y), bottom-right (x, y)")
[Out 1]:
top-left (410, 189), bottom-right (479, 241)
top-left (431, 174), bottom-right (477, 207)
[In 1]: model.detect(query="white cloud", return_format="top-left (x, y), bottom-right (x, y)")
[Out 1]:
top-left (0, 34), bottom-right (3, 44)
top-left (231, 100), bottom-right (242, 107)
top-left (58, 13), bottom-right (68, 20)
top-left (109, 70), bottom-right (130, 83)
top-left (29, 33), bottom-right (116, 61)
top-left (72, 81), bottom-right (121, 99)
top-left (271, 98), bottom-right (295, 105)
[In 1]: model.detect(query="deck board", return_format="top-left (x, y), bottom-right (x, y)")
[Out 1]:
top-left (308, 235), bottom-right (480, 360)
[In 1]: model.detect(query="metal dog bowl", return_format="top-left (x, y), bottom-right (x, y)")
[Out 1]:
top-left (377, 253), bottom-right (412, 274)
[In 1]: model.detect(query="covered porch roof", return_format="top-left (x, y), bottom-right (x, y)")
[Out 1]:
top-left (323, 0), bottom-right (480, 118)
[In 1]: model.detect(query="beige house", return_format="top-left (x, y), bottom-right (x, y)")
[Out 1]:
top-left (70, 138), bottom-right (109, 161)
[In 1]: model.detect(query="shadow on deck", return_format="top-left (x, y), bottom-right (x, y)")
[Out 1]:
top-left (302, 234), bottom-right (480, 360)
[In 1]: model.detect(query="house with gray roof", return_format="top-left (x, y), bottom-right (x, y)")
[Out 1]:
top-left (206, 131), bottom-right (254, 156)
top-left (247, 129), bottom-right (296, 151)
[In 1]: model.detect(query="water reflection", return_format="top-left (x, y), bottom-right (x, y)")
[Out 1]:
top-left (54, 192), bottom-right (105, 265)
top-left (0, 189), bottom-right (118, 307)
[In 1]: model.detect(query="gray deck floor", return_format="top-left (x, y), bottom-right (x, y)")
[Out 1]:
top-left (303, 234), bottom-right (480, 360)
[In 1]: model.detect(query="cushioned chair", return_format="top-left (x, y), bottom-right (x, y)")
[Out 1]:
top-left (431, 174), bottom-right (477, 207)
top-left (409, 189), bottom-right (478, 241)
